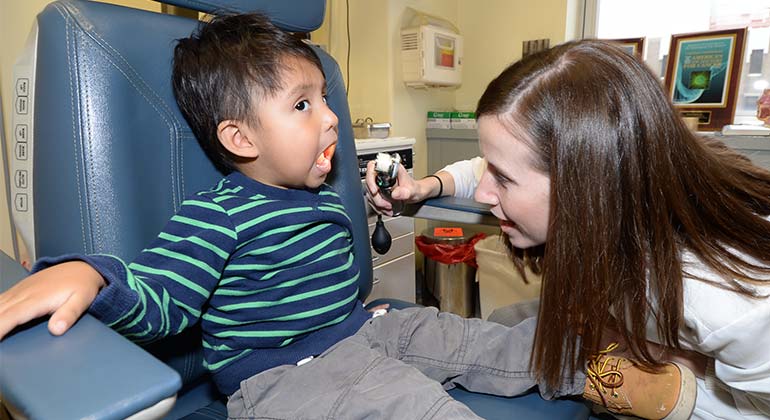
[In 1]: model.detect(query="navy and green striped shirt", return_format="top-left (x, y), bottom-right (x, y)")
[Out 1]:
top-left (38, 171), bottom-right (370, 395)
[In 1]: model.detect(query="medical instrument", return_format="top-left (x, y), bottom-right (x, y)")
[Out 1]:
top-left (371, 152), bottom-right (401, 254)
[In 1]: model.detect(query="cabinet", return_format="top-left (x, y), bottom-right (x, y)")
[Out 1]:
top-left (355, 137), bottom-right (417, 303)
top-left (719, 135), bottom-right (770, 170)
top-left (426, 128), bottom-right (770, 173)
top-left (425, 128), bottom-right (479, 174)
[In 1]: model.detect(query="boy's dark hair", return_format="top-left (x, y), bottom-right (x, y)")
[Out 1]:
top-left (172, 13), bottom-right (324, 173)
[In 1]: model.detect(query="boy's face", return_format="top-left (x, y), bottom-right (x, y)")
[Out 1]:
top-left (241, 57), bottom-right (339, 189)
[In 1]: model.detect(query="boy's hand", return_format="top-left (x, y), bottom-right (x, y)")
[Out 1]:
top-left (0, 261), bottom-right (105, 340)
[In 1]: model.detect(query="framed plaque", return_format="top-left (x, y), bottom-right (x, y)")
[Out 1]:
top-left (609, 37), bottom-right (645, 59)
top-left (663, 28), bottom-right (747, 131)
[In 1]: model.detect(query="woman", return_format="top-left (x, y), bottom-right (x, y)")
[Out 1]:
top-left (368, 39), bottom-right (770, 419)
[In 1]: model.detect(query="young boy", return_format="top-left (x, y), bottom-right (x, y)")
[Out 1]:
top-left (0, 13), bottom-right (695, 420)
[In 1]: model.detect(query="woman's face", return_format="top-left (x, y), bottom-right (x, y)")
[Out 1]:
top-left (474, 115), bottom-right (551, 248)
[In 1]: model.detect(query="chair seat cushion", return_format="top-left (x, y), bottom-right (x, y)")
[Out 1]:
top-left (179, 398), bottom-right (227, 420)
top-left (177, 388), bottom-right (591, 420)
top-left (449, 387), bottom-right (591, 419)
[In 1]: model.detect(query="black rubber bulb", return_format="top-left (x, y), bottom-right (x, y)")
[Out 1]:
top-left (371, 214), bottom-right (392, 254)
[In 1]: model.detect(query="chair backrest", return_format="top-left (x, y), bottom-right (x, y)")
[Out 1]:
top-left (28, 0), bottom-right (372, 395)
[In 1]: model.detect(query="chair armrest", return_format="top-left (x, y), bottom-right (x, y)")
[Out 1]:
top-left (0, 252), bottom-right (29, 293)
top-left (0, 254), bottom-right (182, 420)
top-left (403, 197), bottom-right (499, 226)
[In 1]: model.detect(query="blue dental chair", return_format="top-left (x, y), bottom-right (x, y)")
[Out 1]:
top-left (0, 1), bottom-right (591, 418)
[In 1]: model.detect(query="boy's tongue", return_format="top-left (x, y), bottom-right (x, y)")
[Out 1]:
top-left (315, 144), bottom-right (336, 174)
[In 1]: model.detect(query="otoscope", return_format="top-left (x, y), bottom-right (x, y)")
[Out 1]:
top-left (371, 152), bottom-right (401, 255)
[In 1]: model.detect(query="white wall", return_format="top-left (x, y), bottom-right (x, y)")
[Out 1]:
top-left (455, 0), bottom-right (573, 111)
top-left (318, 0), bottom-right (458, 181)
top-left (318, 0), bottom-right (577, 179)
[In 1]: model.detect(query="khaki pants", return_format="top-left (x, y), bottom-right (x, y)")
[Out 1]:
top-left (227, 306), bottom-right (585, 419)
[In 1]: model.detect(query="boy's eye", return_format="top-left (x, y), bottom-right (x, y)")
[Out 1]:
top-left (322, 95), bottom-right (328, 104)
top-left (295, 99), bottom-right (311, 111)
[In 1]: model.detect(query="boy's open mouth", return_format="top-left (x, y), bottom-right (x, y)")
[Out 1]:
top-left (315, 143), bottom-right (337, 174)
top-left (323, 143), bottom-right (336, 160)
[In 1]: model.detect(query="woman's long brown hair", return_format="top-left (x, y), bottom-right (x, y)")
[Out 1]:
top-left (477, 39), bottom-right (770, 389)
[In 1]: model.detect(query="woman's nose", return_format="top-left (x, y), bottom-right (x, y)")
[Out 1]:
top-left (474, 171), bottom-right (498, 206)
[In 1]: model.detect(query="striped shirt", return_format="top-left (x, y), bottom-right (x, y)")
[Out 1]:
top-left (39, 171), bottom-right (370, 395)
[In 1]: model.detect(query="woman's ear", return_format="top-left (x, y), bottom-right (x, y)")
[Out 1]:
top-left (217, 120), bottom-right (260, 159)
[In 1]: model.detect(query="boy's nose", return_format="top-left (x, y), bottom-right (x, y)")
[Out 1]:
top-left (323, 104), bottom-right (339, 131)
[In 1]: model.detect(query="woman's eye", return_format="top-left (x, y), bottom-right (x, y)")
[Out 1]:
top-left (488, 167), bottom-right (507, 184)
top-left (295, 100), bottom-right (310, 111)
top-left (322, 95), bottom-right (328, 104)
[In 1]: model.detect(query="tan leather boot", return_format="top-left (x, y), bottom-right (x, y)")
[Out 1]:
top-left (583, 343), bottom-right (697, 420)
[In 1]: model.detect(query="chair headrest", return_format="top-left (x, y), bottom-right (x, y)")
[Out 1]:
top-left (154, 0), bottom-right (326, 32)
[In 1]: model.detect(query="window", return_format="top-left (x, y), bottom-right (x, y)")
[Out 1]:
top-left (749, 48), bottom-right (764, 74)
top-left (591, 0), bottom-right (770, 124)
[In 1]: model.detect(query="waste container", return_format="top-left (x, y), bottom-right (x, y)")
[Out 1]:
top-left (416, 229), bottom-right (485, 317)
top-left (474, 236), bottom-right (542, 319)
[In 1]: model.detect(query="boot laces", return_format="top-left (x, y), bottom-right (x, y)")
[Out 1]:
top-left (586, 342), bottom-right (625, 404)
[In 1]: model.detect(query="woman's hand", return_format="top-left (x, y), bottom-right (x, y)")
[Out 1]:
top-left (365, 161), bottom-right (440, 216)
top-left (0, 261), bottom-right (105, 340)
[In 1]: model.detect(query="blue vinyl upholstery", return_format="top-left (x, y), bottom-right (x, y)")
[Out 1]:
top-left (0, 0), bottom-right (591, 418)
top-left (159, 0), bottom-right (326, 32)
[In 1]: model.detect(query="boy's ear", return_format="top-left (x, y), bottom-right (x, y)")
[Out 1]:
top-left (216, 120), bottom-right (260, 159)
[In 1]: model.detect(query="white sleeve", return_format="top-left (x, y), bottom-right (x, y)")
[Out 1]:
top-left (440, 157), bottom-right (486, 200)
top-left (661, 253), bottom-right (770, 417)
top-left (700, 300), bottom-right (770, 416)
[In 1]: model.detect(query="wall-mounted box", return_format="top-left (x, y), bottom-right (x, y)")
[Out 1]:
top-left (401, 24), bottom-right (463, 88)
